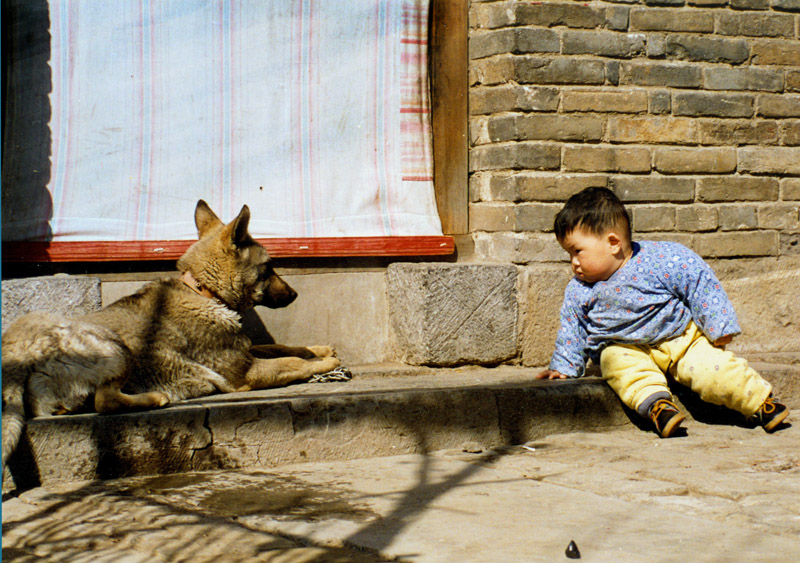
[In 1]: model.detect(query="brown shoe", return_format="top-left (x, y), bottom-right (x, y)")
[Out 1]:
top-left (753, 395), bottom-right (789, 433)
top-left (649, 399), bottom-right (686, 438)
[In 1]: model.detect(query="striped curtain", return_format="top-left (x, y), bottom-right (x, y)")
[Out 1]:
top-left (2, 0), bottom-right (442, 241)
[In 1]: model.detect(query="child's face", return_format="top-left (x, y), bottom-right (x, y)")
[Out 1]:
top-left (559, 227), bottom-right (629, 283)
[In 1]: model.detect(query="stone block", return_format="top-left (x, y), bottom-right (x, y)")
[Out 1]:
top-left (675, 205), bottom-right (719, 232)
top-left (2, 276), bottom-right (102, 331)
top-left (632, 205), bottom-right (677, 231)
top-left (673, 92), bottom-right (754, 118)
top-left (694, 231), bottom-right (779, 257)
top-left (561, 88), bottom-right (648, 113)
top-left (519, 263), bottom-right (573, 367)
top-left (619, 61), bottom-right (703, 88)
top-left (563, 146), bottom-right (652, 173)
top-left (788, 71), bottom-right (800, 92)
top-left (472, 232), bottom-right (566, 263)
top-left (514, 2), bottom-right (606, 28)
top-left (772, 0), bottom-right (800, 11)
top-left (697, 176), bottom-right (779, 201)
top-left (738, 147), bottom-right (800, 175)
top-left (610, 176), bottom-right (695, 202)
top-left (715, 12), bottom-right (795, 37)
top-left (562, 30), bottom-right (645, 58)
top-left (750, 40), bottom-right (800, 65)
top-left (780, 121), bottom-right (800, 146)
top-left (697, 119), bottom-right (779, 145)
top-left (704, 67), bottom-right (783, 92)
top-left (757, 94), bottom-right (800, 118)
top-left (515, 57), bottom-right (606, 85)
top-left (718, 205), bottom-right (759, 231)
top-left (470, 142), bottom-right (561, 172)
top-left (630, 8), bottom-right (715, 32)
top-left (648, 89), bottom-right (672, 114)
top-left (662, 35), bottom-right (749, 64)
top-left (758, 204), bottom-right (800, 230)
top-left (712, 257), bottom-right (800, 357)
top-left (654, 147), bottom-right (737, 174)
top-left (491, 173), bottom-right (608, 202)
top-left (730, 0), bottom-right (770, 9)
top-left (386, 263), bottom-right (519, 366)
top-left (606, 116), bottom-right (698, 144)
top-left (781, 178), bottom-right (800, 200)
top-left (489, 114), bottom-right (603, 143)
top-left (470, 85), bottom-right (560, 115)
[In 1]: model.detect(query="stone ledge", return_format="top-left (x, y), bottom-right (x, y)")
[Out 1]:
top-left (5, 362), bottom-right (797, 494)
top-left (1, 276), bottom-right (102, 331)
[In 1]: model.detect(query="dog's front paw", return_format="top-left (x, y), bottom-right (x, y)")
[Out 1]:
top-left (308, 345), bottom-right (336, 358)
top-left (149, 392), bottom-right (170, 407)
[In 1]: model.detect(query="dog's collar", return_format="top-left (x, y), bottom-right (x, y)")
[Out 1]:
top-left (180, 271), bottom-right (218, 301)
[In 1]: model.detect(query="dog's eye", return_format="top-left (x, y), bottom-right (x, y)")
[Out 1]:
top-left (258, 263), bottom-right (273, 279)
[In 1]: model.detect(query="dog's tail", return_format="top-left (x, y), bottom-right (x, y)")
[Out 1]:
top-left (2, 363), bottom-right (28, 475)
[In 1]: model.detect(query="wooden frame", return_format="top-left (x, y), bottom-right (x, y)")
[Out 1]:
top-left (2, 0), bottom-right (468, 263)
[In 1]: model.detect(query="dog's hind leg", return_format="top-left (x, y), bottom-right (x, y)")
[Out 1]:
top-left (241, 355), bottom-right (341, 390)
top-left (94, 385), bottom-right (169, 414)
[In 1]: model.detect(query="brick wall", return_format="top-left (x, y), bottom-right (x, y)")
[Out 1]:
top-left (468, 0), bottom-right (800, 263)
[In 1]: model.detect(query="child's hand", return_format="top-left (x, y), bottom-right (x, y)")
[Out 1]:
top-left (714, 335), bottom-right (733, 348)
top-left (536, 369), bottom-right (568, 380)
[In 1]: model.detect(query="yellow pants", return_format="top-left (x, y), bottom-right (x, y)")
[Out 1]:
top-left (599, 321), bottom-right (772, 418)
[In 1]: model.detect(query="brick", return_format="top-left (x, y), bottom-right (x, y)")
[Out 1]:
top-left (654, 148), bottom-right (737, 174)
top-left (605, 5), bottom-right (631, 30)
top-left (715, 12), bottom-right (795, 37)
top-left (514, 2), bottom-right (606, 28)
top-left (469, 202), bottom-right (516, 231)
top-left (471, 85), bottom-right (561, 115)
top-left (606, 61), bottom-right (620, 86)
top-left (610, 176), bottom-right (696, 202)
top-left (515, 203), bottom-right (563, 231)
top-left (780, 121), bottom-right (800, 146)
top-left (718, 205), bottom-right (758, 230)
top-left (515, 57), bottom-right (606, 85)
top-left (470, 116), bottom-right (490, 146)
top-left (562, 30), bottom-right (646, 58)
top-left (780, 232), bottom-right (800, 255)
top-left (469, 28), bottom-right (560, 60)
top-left (730, 0), bottom-right (770, 8)
top-left (758, 204), bottom-right (800, 230)
top-left (757, 95), bottom-right (800, 118)
top-left (694, 231), bottom-right (779, 257)
top-left (470, 56), bottom-right (515, 86)
top-left (645, 0), bottom-right (687, 6)
top-left (697, 176), bottom-right (780, 201)
top-left (676, 205), bottom-right (719, 231)
top-left (470, 142), bottom-right (561, 172)
top-left (649, 90), bottom-right (672, 114)
top-left (662, 35), bottom-right (749, 64)
top-left (607, 116), bottom-right (698, 144)
top-left (687, 0), bottom-right (727, 5)
top-left (563, 146), bottom-right (652, 173)
top-left (619, 61), bottom-right (702, 88)
top-left (472, 1), bottom-right (516, 29)
top-left (788, 71), bottom-right (800, 92)
top-left (630, 8), bottom-right (715, 32)
top-left (782, 178), bottom-right (800, 200)
top-left (473, 232), bottom-right (566, 263)
top-left (697, 119), bottom-right (779, 146)
top-left (738, 147), bottom-right (800, 175)
top-left (562, 89), bottom-right (648, 113)
top-left (491, 173), bottom-right (609, 202)
top-left (488, 114), bottom-right (604, 143)
top-left (772, 0), bottom-right (800, 12)
top-left (704, 67), bottom-right (783, 93)
top-left (750, 40), bottom-right (800, 65)
top-left (673, 92), bottom-right (754, 118)
top-left (632, 205), bottom-right (677, 231)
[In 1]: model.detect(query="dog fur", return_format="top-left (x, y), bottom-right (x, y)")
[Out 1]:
top-left (2, 200), bottom-right (339, 473)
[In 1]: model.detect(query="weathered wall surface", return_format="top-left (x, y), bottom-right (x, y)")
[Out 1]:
top-left (468, 0), bottom-right (800, 263)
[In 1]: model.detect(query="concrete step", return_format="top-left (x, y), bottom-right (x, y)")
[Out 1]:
top-left (4, 362), bottom-right (799, 494)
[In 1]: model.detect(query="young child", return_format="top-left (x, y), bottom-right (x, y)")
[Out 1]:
top-left (536, 187), bottom-right (790, 438)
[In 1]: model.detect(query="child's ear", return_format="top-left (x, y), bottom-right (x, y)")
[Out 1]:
top-left (607, 231), bottom-right (624, 253)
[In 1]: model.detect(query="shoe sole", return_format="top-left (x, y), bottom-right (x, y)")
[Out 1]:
top-left (763, 408), bottom-right (789, 433)
top-left (660, 412), bottom-right (686, 438)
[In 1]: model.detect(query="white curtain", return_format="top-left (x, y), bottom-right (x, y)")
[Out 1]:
top-left (2, 0), bottom-right (442, 241)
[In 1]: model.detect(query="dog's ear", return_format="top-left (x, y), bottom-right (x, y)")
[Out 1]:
top-left (195, 200), bottom-right (223, 238)
top-left (227, 204), bottom-right (251, 246)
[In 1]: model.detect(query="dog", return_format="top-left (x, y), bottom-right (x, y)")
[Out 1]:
top-left (2, 200), bottom-right (340, 473)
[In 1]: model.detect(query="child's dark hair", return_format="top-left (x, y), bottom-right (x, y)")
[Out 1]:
top-left (554, 187), bottom-right (631, 242)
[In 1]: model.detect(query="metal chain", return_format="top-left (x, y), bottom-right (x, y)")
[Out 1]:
top-left (308, 366), bottom-right (353, 384)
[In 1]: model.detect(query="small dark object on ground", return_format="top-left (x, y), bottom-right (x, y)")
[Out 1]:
top-left (566, 540), bottom-right (581, 559)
